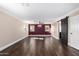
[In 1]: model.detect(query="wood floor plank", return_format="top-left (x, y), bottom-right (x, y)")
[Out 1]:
top-left (0, 36), bottom-right (79, 56)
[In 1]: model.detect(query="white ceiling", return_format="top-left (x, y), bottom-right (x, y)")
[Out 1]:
top-left (0, 3), bottom-right (79, 22)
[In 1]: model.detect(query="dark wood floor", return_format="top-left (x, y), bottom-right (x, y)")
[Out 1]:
top-left (0, 36), bottom-right (79, 56)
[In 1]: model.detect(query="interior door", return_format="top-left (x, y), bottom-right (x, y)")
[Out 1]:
top-left (68, 15), bottom-right (79, 50)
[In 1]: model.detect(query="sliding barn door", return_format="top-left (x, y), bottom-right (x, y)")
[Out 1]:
top-left (60, 16), bottom-right (68, 46)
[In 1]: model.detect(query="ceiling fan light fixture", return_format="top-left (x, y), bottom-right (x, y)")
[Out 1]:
top-left (21, 3), bottom-right (30, 7)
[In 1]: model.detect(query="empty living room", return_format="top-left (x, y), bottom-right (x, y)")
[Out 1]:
top-left (0, 1), bottom-right (79, 59)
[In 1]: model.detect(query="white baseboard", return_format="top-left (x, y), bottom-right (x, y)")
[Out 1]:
top-left (0, 36), bottom-right (27, 51)
top-left (68, 43), bottom-right (79, 50)
top-left (52, 35), bottom-right (59, 40)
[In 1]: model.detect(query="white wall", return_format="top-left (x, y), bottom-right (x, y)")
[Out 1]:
top-left (24, 20), bottom-right (36, 36)
top-left (51, 22), bottom-right (59, 39)
top-left (0, 9), bottom-right (26, 51)
top-left (68, 15), bottom-right (79, 50)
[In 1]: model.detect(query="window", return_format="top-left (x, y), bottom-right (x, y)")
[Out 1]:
top-left (45, 25), bottom-right (50, 32)
top-left (30, 25), bottom-right (35, 32)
